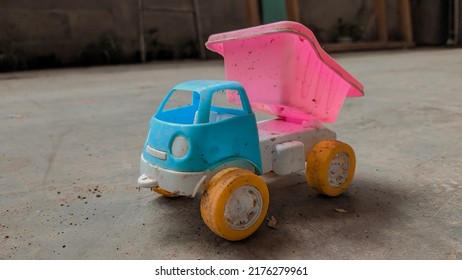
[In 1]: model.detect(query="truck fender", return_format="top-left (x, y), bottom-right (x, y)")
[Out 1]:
top-left (191, 159), bottom-right (258, 197)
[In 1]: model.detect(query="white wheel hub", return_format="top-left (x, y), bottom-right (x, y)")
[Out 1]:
top-left (328, 152), bottom-right (350, 188)
top-left (224, 186), bottom-right (263, 230)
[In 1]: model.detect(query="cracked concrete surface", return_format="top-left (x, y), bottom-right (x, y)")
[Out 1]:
top-left (1, 49), bottom-right (461, 259)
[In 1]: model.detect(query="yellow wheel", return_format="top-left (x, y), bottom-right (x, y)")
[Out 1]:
top-left (306, 140), bottom-right (356, 197)
top-left (200, 168), bottom-right (269, 241)
top-left (152, 187), bottom-right (179, 198)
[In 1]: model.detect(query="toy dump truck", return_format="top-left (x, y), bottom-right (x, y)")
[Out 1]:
top-left (138, 21), bottom-right (364, 241)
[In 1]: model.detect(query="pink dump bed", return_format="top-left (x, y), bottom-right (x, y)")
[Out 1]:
top-left (206, 21), bottom-right (364, 123)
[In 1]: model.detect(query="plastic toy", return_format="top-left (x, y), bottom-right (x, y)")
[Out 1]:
top-left (138, 21), bottom-right (364, 241)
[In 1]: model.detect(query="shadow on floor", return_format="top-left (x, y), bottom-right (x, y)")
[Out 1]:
top-left (141, 173), bottom-right (410, 259)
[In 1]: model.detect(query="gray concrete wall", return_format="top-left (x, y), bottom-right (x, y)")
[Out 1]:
top-left (0, 0), bottom-right (247, 68)
top-left (141, 0), bottom-right (247, 60)
top-left (299, 0), bottom-right (376, 43)
top-left (0, 1), bottom-right (139, 63)
top-left (299, 0), bottom-right (423, 43)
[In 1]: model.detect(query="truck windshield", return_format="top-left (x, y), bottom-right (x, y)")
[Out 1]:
top-left (156, 89), bottom-right (247, 125)
top-left (161, 90), bottom-right (197, 111)
top-left (156, 90), bottom-right (199, 124)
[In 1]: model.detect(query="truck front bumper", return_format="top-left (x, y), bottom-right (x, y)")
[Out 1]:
top-left (138, 155), bottom-right (206, 197)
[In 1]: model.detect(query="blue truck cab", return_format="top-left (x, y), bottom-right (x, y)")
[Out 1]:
top-left (138, 80), bottom-right (262, 197)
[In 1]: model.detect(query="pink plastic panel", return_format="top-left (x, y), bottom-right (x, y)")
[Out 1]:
top-left (206, 21), bottom-right (364, 123)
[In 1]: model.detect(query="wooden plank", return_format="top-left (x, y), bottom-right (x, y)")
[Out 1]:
top-left (192, 0), bottom-right (206, 59)
top-left (374, 0), bottom-right (388, 42)
top-left (245, 0), bottom-right (261, 26)
top-left (456, 0), bottom-right (460, 44)
top-left (286, 0), bottom-right (300, 22)
top-left (398, 0), bottom-right (414, 46)
top-left (137, 0), bottom-right (146, 63)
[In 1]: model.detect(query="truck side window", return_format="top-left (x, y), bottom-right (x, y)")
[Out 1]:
top-left (210, 90), bottom-right (245, 122)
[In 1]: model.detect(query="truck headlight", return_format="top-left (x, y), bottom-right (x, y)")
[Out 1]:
top-left (171, 135), bottom-right (189, 158)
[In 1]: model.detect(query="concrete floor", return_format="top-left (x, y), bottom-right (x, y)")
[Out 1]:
top-left (1, 49), bottom-right (461, 259)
